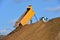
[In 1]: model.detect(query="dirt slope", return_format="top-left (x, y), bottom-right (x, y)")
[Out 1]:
top-left (2, 17), bottom-right (60, 40)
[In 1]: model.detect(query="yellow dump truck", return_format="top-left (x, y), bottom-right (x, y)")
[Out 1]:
top-left (14, 5), bottom-right (35, 28)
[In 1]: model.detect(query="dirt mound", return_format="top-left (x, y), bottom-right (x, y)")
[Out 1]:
top-left (2, 17), bottom-right (60, 40)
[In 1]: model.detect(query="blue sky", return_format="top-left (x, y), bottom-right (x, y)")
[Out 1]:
top-left (0, 0), bottom-right (60, 35)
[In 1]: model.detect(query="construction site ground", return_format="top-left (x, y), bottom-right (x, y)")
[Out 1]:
top-left (2, 17), bottom-right (60, 40)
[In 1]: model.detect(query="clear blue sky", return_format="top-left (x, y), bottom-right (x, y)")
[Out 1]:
top-left (0, 0), bottom-right (60, 35)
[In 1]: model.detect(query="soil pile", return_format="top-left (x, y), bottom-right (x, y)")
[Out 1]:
top-left (2, 17), bottom-right (60, 40)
